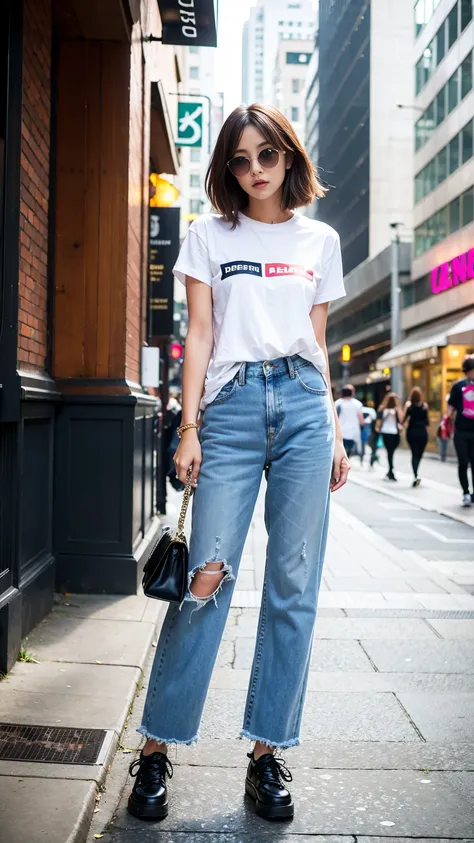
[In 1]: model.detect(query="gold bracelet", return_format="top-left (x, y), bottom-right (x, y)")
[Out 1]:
top-left (177, 422), bottom-right (199, 439)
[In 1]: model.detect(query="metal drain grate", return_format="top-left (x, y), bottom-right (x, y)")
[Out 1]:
top-left (0, 724), bottom-right (107, 765)
top-left (344, 608), bottom-right (474, 619)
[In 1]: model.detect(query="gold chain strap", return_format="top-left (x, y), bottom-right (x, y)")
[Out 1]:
top-left (176, 467), bottom-right (193, 539)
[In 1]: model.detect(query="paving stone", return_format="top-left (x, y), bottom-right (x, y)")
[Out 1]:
top-left (51, 593), bottom-right (152, 622)
top-left (324, 577), bottom-right (415, 592)
top-left (234, 637), bottom-right (375, 672)
top-left (0, 688), bottom-right (133, 733)
top-left (111, 766), bottom-right (474, 837)
top-left (0, 661), bottom-right (140, 697)
top-left (313, 618), bottom-right (436, 639)
top-left (209, 666), bottom-right (474, 694)
top-left (24, 616), bottom-right (156, 667)
top-left (361, 639), bottom-right (474, 674)
top-left (175, 739), bottom-right (474, 771)
top-left (428, 619), bottom-right (474, 638)
top-left (198, 689), bottom-right (419, 742)
top-left (0, 777), bottom-right (96, 843)
top-left (216, 639), bottom-right (235, 668)
top-left (397, 692), bottom-right (474, 741)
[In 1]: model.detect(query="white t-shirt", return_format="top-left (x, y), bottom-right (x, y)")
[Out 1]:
top-left (334, 397), bottom-right (363, 441)
top-left (173, 212), bottom-right (345, 409)
top-left (380, 408), bottom-right (399, 434)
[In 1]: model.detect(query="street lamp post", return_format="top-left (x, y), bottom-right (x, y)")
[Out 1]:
top-left (389, 222), bottom-right (403, 399)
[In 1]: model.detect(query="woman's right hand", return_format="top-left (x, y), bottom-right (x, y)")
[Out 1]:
top-left (173, 430), bottom-right (202, 488)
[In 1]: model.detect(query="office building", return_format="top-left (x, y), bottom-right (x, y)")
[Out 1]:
top-left (272, 38), bottom-right (313, 139)
top-left (304, 0), bottom-right (413, 401)
top-left (378, 0), bottom-right (474, 434)
top-left (242, 0), bottom-right (315, 105)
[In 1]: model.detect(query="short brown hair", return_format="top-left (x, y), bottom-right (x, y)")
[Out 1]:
top-left (409, 387), bottom-right (423, 404)
top-left (205, 103), bottom-right (326, 225)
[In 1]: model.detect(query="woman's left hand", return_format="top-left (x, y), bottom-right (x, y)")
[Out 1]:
top-left (331, 439), bottom-right (351, 492)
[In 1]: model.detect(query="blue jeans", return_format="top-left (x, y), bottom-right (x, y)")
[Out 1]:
top-left (139, 355), bottom-right (335, 750)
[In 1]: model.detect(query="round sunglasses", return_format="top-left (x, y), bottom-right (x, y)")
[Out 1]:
top-left (227, 148), bottom-right (286, 178)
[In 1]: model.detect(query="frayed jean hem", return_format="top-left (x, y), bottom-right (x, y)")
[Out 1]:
top-left (137, 725), bottom-right (199, 746)
top-left (239, 729), bottom-right (300, 750)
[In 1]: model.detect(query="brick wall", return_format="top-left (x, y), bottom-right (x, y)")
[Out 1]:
top-left (18, 0), bottom-right (51, 372)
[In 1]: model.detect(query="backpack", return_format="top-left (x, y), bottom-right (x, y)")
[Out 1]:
top-left (461, 379), bottom-right (474, 419)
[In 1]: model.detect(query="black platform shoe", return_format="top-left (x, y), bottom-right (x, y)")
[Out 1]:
top-left (127, 750), bottom-right (173, 820)
top-left (245, 751), bottom-right (294, 820)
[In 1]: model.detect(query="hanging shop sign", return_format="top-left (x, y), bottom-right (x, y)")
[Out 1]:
top-left (176, 101), bottom-right (203, 147)
top-left (147, 207), bottom-right (180, 338)
top-left (431, 248), bottom-right (474, 295)
top-left (156, 0), bottom-right (217, 47)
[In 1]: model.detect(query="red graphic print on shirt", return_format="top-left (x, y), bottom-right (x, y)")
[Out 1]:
top-left (265, 263), bottom-right (314, 282)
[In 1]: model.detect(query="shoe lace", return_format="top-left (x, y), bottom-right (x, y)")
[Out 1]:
top-left (129, 753), bottom-right (173, 786)
top-left (249, 752), bottom-right (293, 786)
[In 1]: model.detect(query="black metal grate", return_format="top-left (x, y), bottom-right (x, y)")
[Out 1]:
top-left (0, 723), bottom-right (107, 765)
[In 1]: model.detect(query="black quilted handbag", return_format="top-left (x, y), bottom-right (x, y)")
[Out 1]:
top-left (142, 469), bottom-right (192, 603)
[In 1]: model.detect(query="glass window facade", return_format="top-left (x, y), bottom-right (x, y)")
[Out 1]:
top-left (415, 119), bottom-right (473, 201)
top-left (414, 185), bottom-right (474, 256)
top-left (189, 173), bottom-right (200, 187)
top-left (415, 0), bottom-right (442, 37)
top-left (415, 1), bottom-right (472, 94)
top-left (415, 51), bottom-right (473, 150)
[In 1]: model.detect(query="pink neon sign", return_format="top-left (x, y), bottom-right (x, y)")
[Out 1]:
top-left (431, 248), bottom-right (474, 294)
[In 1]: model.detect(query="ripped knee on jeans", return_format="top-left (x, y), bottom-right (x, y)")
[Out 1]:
top-left (184, 537), bottom-right (235, 613)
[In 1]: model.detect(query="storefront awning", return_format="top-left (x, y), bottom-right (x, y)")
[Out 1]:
top-left (157, 0), bottom-right (217, 47)
top-left (377, 311), bottom-right (474, 368)
top-left (150, 81), bottom-right (180, 175)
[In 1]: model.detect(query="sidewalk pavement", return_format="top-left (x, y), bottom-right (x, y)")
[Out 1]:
top-left (90, 479), bottom-right (474, 843)
top-left (1, 469), bottom-right (473, 843)
top-left (0, 591), bottom-right (166, 843)
top-left (353, 445), bottom-right (474, 528)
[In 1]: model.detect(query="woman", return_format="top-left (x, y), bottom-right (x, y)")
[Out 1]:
top-left (402, 387), bottom-right (430, 486)
top-left (127, 104), bottom-right (349, 823)
top-left (377, 392), bottom-right (402, 481)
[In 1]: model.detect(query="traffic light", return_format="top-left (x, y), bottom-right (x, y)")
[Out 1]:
top-left (341, 344), bottom-right (351, 363)
top-left (170, 341), bottom-right (183, 361)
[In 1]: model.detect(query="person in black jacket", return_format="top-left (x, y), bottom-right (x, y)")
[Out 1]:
top-left (402, 387), bottom-right (430, 486)
top-left (447, 355), bottom-right (474, 507)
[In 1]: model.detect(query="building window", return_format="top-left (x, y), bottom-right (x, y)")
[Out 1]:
top-left (291, 106), bottom-right (299, 121)
top-left (190, 148), bottom-right (201, 163)
top-left (286, 52), bottom-right (312, 64)
top-left (189, 66), bottom-right (199, 80)
top-left (415, 51), bottom-right (473, 151)
top-left (190, 173), bottom-right (200, 187)
top-left (189, 46), bottom-right (199, 54)
top-left (415, 119), bottom-right (473, 202)
top-left (462, 121), bottom-right (473, 162)
top-left (448, 135), bottom-right (460, 173)
top-left (291, 78), bottom-right (300, 93)
top-left (461, 51), bottom-right (473, 98)
top-left (448, 3), bottom-right (458, 49)
top-left (189, 199), bottom-right (202, 215)
top-left (461, 0), bottom-right (473, 30)
top-left (415, 1), bottom-right (473, 93)
top-left (414, 184), bottom-right (474, 255)
top-left (449, 196), bottom-right (461, 232)
top-left (463, 186), bottom-right (474, 225)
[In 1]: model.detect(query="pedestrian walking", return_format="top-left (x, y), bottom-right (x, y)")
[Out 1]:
top-left (335, 385), bottom-right (364, 458)
top-left (376, 392), bottom-right (402, 481)
top-left (437, 395), bottom-right (453, 461)
top-left (447, 355), bottom-right (474, 506)
top-left (402, 387), bottom-right (430, 486)
top-left (361, 400), bottom-right (377, 466)
top-left (127, 103), bottom-right (350, 822)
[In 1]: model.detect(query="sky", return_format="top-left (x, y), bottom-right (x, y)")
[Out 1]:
top-left (215, 0), bottom-right (256, 115)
